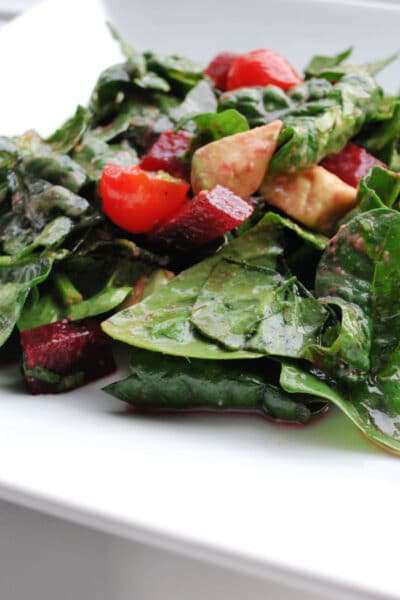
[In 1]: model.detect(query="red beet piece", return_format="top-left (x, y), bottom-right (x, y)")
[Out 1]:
top-left (321, 142), bottom-right (386, 187)
top-left (149, 184), bottom-right (254, 251)
top-left (139, 131), bottom-right (193, 179)
top-left (21, 318), bottom-right (116, 394)
top-left (204, 52), bottom-right (240, 90)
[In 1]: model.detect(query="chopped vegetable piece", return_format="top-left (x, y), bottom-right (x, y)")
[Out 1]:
top-left (204, 52), bottom-right (239, 90)
top-left (99, 164), bottom-right (190, 233)
top-left (261, 165), bottom-right (357, 234)
top-left (139, 130), bottom-right (193, 178)
top-left (191, 120), bottom-right (282, 196)
top-left (21, 318), bottom-right (116, 394)
top-left (226, 49), bottom-right (303, 91)
top-left (321, 142), bottom-right (386, 187)
top-left (149, 185), bottom-right (254, 250)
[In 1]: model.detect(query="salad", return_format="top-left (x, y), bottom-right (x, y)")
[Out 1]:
top-left (1, 27), bottom-right (400, 455)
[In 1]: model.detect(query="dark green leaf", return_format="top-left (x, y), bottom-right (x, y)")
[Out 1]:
top-left (46, 105), bottom-right (92, 154)
top-left (218, 85), bottom-right (293, 128)
top-left (270, 73), bottom-right (382, 172)
top-left (170, 81), bottom-right (218, 123)
top-left (104, 348), bottom-right (326, 424)
top-left (23, 154), bottom-right (87, 193)
top-left (0, 255), bottom-right (52, 346)
top-left (192, 109), bottom-right (249, 140)
top-left (107, 22), bottom-right (146, 76)
top-left (280, 363), bottom-right (400, 455)
top-left (304, 47), bottom-right (353, 78)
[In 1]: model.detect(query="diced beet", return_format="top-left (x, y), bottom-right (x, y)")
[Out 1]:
top-left (21, 318), bottom-right (116, 394)
top-left (149, 184), bottom-right (254, 251)
top-left (204, 52), bottom-right (240, 90)
top-left (139, 131), bottom-right (193, 178)
top-left (321, 142), bottom-right (386, 187)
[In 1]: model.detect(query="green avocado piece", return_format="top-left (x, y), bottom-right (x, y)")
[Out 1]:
top-left (190, 120), bottom-right (282, 197)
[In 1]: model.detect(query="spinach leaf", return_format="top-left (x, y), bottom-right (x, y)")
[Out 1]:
top-left (192, 109), bottom-right (249, 140)
top-left (280, 363), bottom-right (400, 455)
top-left (355, 166), bottom-right (400, 212)
top-left (73, 138), bottom-right (138, 182)
top-left (23, 154), bottom-right (87, 193)
top-left (46, 105), bottom-right (92, 154)
top-left (104, 348), bottom-right (328, 424)
top-left (270, 73), bottom-right (382, 172)
top-left (107, 22), bottom-right (146, 76)
top-left (0, 255), bottom-right (52, 346)
top-left (145, 52), bottom-right (204, 93)
top-left (102, 214), bottom-right (286, 359)
top-left (102, 213), bottom-right (327, 359)
top-left (355, 99), bottom-right (400, 170)
top-left (304, 48), bottom-right (399, 81)
top-left (218, 85), bottom-right (293, 128)
top-left (304, 48), bottom-right (353, 79)
top-left (192, 260), bottom-right (327, 358)
top-left (170, 80), bottom-right (218, 123)
top-left (18, 257), bottom-right (151, 331)
top-left (304, 209), bottom-right (400, 451)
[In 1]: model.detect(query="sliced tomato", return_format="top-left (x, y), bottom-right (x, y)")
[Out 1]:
top-left (99, 164), bottom-right (189, 233)
top-left (204, 52), bottom-right (240, 90)
top-left (226, 48), bottom-right (302, 91)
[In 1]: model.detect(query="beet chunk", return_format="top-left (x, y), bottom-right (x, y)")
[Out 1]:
top-left (149, 184), bottom-right (254, 251)
top-left (321, 142), bottom-right (386, 187)
top-left (139, 131), bottom-right (193, 178)
top-left (21, 318), bottom-right (116, 394)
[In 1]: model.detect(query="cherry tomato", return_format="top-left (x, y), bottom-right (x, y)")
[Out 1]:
top-left (204, 52), bottom-right (239, 90)
top-left (99, 164), bottom-right (189, 233)
top-left (226, 48), bottom-right (303, 91)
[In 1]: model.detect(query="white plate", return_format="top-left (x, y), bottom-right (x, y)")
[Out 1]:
top-left (1, 1), bottom-right (400, 598)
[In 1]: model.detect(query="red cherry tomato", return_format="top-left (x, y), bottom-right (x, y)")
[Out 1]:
top-left (99, 164), bottom-right (189, 233)
top-left (226, 49), bottom-right (303, 91)
top-left (204, 52), bottom-right (240, 90)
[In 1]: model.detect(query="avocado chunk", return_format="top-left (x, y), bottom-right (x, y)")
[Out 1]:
top-left (261, 165), bottom-right (357, 234)
top-left (191, 120), bottom-right (282, 197)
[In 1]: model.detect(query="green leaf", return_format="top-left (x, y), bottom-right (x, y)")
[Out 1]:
top-left (304, 47), bottom-right (353, 78)
top-left (306, 209), bottom-right (400, 451)
top-left (145, 51), bottom-right (204, 93)
top-left (218, 85), bottom-right (293, 128)
top-left (192, 109), bottom-right (249, 140)
top-left (355, 100), bottom-right (400, 170)
top-left (0, 255), bottom-right (52, 347)
top-left (104, 348), bottom-right (327, 424)
top-left (170, 80), bottom-right (218, 123)
top-left (355, 166), bottom-right (400, 212)
top-left (270, 73), bottom-right (382, 173)
top-left (46, 105), bottom-right (92, 154)
top-left (102, 215), bottom-right (287, 359)
top-left (107, 22), bottom-right (146, 76)
top-left (19, 216), bottom-right (73, 257)
top-left (73, 138), bottom-right (138, 182)
top-left (192, 260), bottom-right (327, 358)
top-left (18, 257), bottom-right (151, 331)
top-left (280, 363), bottom-right (400, 455)
top-left (23, 154), bottom-right (87, 193)
top-left (304, 48), bottom-right (399, 82)
top-left (133, 72), bottom-right (170, 92)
